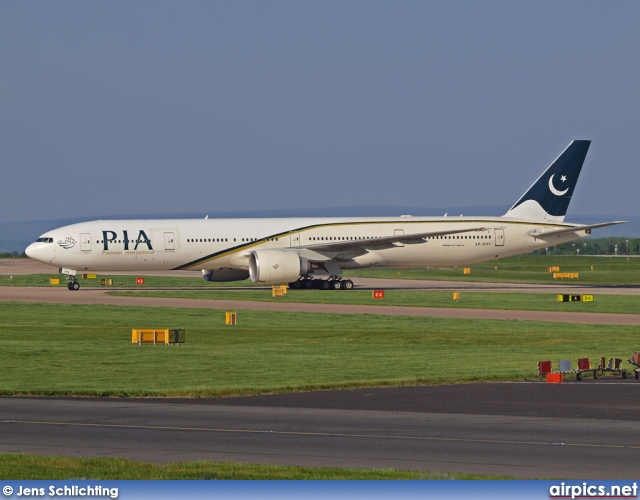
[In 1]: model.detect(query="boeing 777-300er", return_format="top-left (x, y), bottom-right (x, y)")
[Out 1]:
top-left (26, 140), bottom-right (624, 290)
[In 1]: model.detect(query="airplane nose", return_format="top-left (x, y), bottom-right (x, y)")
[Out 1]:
top-left (25, 243), bottom-right (37, 259)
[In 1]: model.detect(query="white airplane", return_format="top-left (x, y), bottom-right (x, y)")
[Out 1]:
top-left (26, 140), bottom-right (623, 291)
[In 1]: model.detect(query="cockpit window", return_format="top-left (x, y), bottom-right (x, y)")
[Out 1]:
top-left (36, 237), bottom-right (54, 243)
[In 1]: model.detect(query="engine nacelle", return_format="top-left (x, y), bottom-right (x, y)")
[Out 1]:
top-left (202, 269), bottom-right (250, 282)
top-left (248, 249), bottom-right (311, 284)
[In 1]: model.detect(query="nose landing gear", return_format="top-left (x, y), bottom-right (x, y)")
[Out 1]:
top-left (59, 268), bottom-right (81, 291)
top-left (66, 276), bottom-right (80, 291)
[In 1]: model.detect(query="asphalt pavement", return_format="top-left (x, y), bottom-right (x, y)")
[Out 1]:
top-left (2, 382), bottom-right (640, 479)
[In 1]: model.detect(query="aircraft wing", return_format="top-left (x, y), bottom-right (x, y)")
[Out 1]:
top-left (290, 226), bottom-right (492, 260)
top-left (528, 221), bottom-right (627, 239)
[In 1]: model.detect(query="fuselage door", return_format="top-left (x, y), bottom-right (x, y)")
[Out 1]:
top-left (164, 232), bottom-right (175, 250)
top-left (494, 228), bottom-right (505, 246)
top-left (394, 229), bottom-right (405, 247)
top-left (80, 233), bottom-right (92, 252)
top-left (289, 232), bottom-right (300, 247)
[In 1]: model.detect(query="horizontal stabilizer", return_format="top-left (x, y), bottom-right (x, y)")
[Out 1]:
top-left (528, 221), bottom-right (627, 238)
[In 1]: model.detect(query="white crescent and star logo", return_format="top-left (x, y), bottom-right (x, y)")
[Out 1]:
top-left (548, 174), bottom-right (569, 196)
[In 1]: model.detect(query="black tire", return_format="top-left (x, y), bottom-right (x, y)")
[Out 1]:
top-left (635, 371), bottom-right (639, 380)
top-left (67, 282), bottom-right (74, 290)
top-left (330, 280), bottom-right (342, 290)
top-left (341, 280), bottom-right (354, 290)
top-left (71, 281), bottom-right (80, 291)
top-left (291, 281), bottom-right (302, 289)
top-left (312, 279), bottom-right (323, 289)
top-left (576, 372), bottom-right (582, 381)
top-left (321, 280), bottom-right (331, 290)
top-left (304, 280), bottom-right (313, 289)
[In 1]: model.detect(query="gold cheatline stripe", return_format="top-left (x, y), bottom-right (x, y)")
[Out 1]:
top-left (8, 420), bottom-right (638, 450)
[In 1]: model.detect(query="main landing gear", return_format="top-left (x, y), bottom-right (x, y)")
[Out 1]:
top-left (288, 276), bottom-right (354, 291)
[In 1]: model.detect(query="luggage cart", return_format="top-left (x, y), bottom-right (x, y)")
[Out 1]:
top-left (575, 358), bottom-right (598, 381)
top-left (627, 352), bottom-right (640, 380)
top-left (598, 357), bottom-right (627, 379)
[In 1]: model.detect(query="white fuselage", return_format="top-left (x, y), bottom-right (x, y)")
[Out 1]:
top-left (25, 216), bottom-right (586, 274)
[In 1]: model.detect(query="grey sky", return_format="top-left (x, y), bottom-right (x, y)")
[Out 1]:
top-left (1, 1), bottom-right (638, 223)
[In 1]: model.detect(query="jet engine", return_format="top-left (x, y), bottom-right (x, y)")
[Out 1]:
top-left (202, 269), bottom-right (250, 282)
top-left (248, 249), bottom-right (311, 284)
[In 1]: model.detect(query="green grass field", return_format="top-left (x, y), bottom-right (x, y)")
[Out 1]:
top-left (2, 256), bottom-right (638, 480)
top-left (1, 301), bottom-right (636, 397)
top-left (0, 453), bottom-right (506, 480)
top-left (349, 255), bottom-right (640, 284)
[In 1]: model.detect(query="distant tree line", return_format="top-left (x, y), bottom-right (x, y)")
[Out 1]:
top-left (0, 252), bottom-right (26, 258)
top-left (531, 237), bottom-right (640, 256)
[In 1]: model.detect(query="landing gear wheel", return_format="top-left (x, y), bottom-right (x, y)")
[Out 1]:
top-left (321, 280), bottom-right (331, 290)
top-left (576, 372), bottom-right (582, 381)
top-left (304, 280), bottom-right (313, 289)
top-left (291, 281), bottom-right (302, 289)
top-left (68, 281), bottom-right (80, 291)
top-left (635, 371), bottom-right (639, 380)
top-left (330, 280), bottom-right (342, 290)
top-left (341, 280), bottom-right (354, 290)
